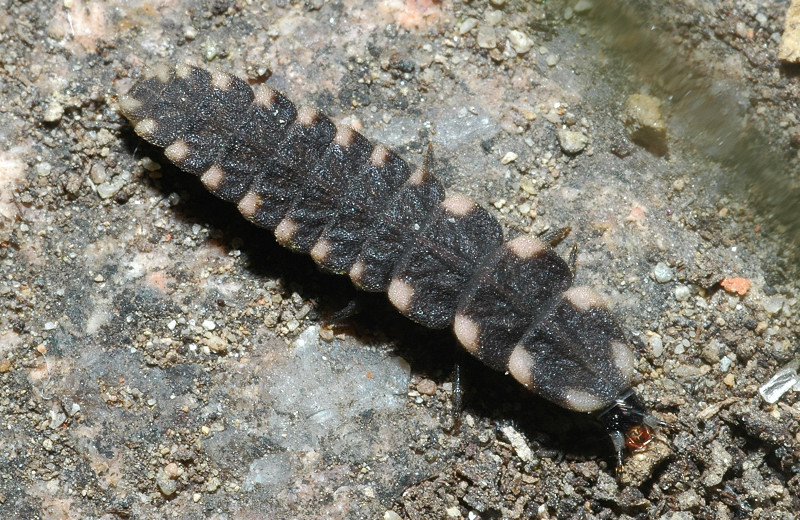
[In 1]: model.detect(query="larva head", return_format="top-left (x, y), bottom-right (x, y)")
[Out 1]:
top-left (596, 389), bottom-right (663, 470)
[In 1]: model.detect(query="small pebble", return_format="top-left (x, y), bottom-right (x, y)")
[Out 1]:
top-left (94, 274), bottom-right (105, 283)
top-left (556, 128), bottom-right (588, 154)
top-left (501, 151), bottom-right (518, 164)
top-left (573, 0), bottom-right (594, 14)
top-left (546, 53), bottom-right (560, 67)
top-left (164, 462), bottom-right (183, 478)
top-left (157, 472), bottom-right (178, 496)
top-left (193, 493), bottom-right (202, 503)
top-left (36, 162), bottom-right (52, 177)
top-left (184, 26), bottom-right (197, 40)
top-left (653, 262), bottom-right (674, 283)
top-left (674, 285), bottom-right (691, 301)
top-left (507, 30), bottom-right (533, 54)
top-left (202, 319), bottom-right (216, 331)
top-left (500, 425), bottom-right (533, 462)
top-left (96, 179), bottom-right (124, 199)
top-left (519, 177), bottom-right (537, 195)
top-left (623, 93), bottom-right (668, 156)
top-left (459, 18), bottom-right (478, 35)
top-left (384, 512), bottom-right (402, 520)
top-left (762, 295), bottom-right (784, 315)
top-left (563, 7), bottom-right (574, 20)
top-left (477, 25), bottom-right (497, 49)
top-left (417, 378), bottom-right (437, 396)
top-left (43, 101), bottom-right (64, 123)
top-left (648, 335), bottom-right (664, 357)
top-left (485, 10), bottom-right (503, 26)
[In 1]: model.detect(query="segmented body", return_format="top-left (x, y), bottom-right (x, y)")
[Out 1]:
top-left (119, 64), bottom-right (656, 464)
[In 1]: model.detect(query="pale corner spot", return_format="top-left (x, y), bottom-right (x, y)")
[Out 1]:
top-left (507, 235), bottom-right (546, 259)
top-left (145, 63), bottom-right (171, 83)
top-left (453, 313), bottom-right (481, 354)
top-left (117, 96), bottom-right (142, 120)
top-left (133, 118), bottom-right (158, 138)
top-left (563, 286), bottom-right (607, 312)
top-left (254, 84), bottom-right (276, 109)
top-left (349, 260), bottom-right (366, 286)
top-left (387, 278), bottom-right (415, 314)
top-left (406, 167), bottom-right (427, 187)
top-left (442, 194), bottom-right (475, 217)
top-left (174, 63), bottom-right (193, 79)
top-left (274, 218), bottom-right (298, 245)
top-left (200, 165), bottom-right (226, 191)
top-left (237, 191), bottom-right (262, 219)
top-left (333, 122), bottom-right (355, 148)
top-left (164, 139), bottom-right (190, 164)
top-left (310, 237), bottom-right (332, 265)
top-left (297, 106), bottom-right (318, 127)
top-left (507, 345), bottom-right (536, 391)
top-left (610, 340), bottom-right (635, 382)
top-left (562, 388), bottom-right (605, 413)
top-left (370, 145), bottom-right (390, 167)
top-left (210, 69), bottom-right (232, 90)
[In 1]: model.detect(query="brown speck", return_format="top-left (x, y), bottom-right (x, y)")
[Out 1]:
top-left (417, 378), bottom-right (437, 396)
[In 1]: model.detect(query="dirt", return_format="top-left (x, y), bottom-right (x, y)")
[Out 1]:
top-left (1, 0), bottom-right (799, 519)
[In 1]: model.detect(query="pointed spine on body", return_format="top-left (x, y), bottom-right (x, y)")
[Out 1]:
top-left (119, 64), bottom-right (660, 465)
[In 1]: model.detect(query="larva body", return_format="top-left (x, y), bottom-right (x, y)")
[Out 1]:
top-left (119, 64), bottom-right (659, 465)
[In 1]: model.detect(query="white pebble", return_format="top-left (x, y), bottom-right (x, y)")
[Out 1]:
top-left (202, 319), bottom-right (216, 330)
top-left (674, 285), bottom-right (691, 301)
top-left (653, 262), bottom-right (674, 283)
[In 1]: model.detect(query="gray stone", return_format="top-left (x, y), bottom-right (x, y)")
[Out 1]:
top-left (556, 128), bottom-right (588, 154)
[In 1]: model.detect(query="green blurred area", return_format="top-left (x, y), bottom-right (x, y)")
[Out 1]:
top-left (587, 2), bottom-right (799, 262)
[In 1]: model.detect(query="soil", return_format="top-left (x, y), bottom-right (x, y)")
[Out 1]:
top-left (1, 0), bottom-right (799, 519)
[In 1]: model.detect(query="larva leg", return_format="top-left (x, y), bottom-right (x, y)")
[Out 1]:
top-left (568, 243), bottom-right (578, 274)
top-left (540, 226), bottom-right (572, 247)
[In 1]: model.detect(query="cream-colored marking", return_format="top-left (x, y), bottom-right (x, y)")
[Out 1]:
top-left (118, 96), bottom-right (142, 118)
top-left (237, 191), bottom-right (262, 218)
top-left (254, 84), bottom-right (276, 108)
top-left (175, 63), bottom-right (193, 79)
top-left (563, 286), bottom-right (606, 311)
top-left (562, 388), bottom-right (604, 413)
top-left (311, 238), bottom-right (332, 264)
top-left (407, 168), bottom-right (426, 186)
top-left (297, 106), bottom-right (318, 127)
top-left (145, 64), bottom-right (171, 83)
top-left (387, 278), bottom-right (414, 314)
top-left (507, 345), bottom-right (536, 390)
top-left (274, 218), bottom-right (298, 245)
top-left (507, 236), bottom-right (546, 259)
top-left (441, 194), bottom-right (475, 217)
top-left (610, 341), bottom-right (635, 382)
top-left (211, 70), bottom-right (232, 90)
top-left (134, 118), bottom-right (157, 137)
top-left (453, 313), bottom-right (481, 354)
top-left (349, 260), bottom-right (366, 285)
top-left (370, 145), bottom-right (389, 167)
top-left (164, 139), bottom-right (190, 164)
top-left (334, 123), bottom-right (355, 148)
top-left (201, 165), bottom-right (226, 191)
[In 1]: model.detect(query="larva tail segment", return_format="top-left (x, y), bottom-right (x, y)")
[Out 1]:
top-left (119, 64), bottom-right (660, 467)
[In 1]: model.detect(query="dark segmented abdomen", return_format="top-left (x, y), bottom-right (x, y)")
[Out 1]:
top-left (119, 65), bottom-right (636, 414)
